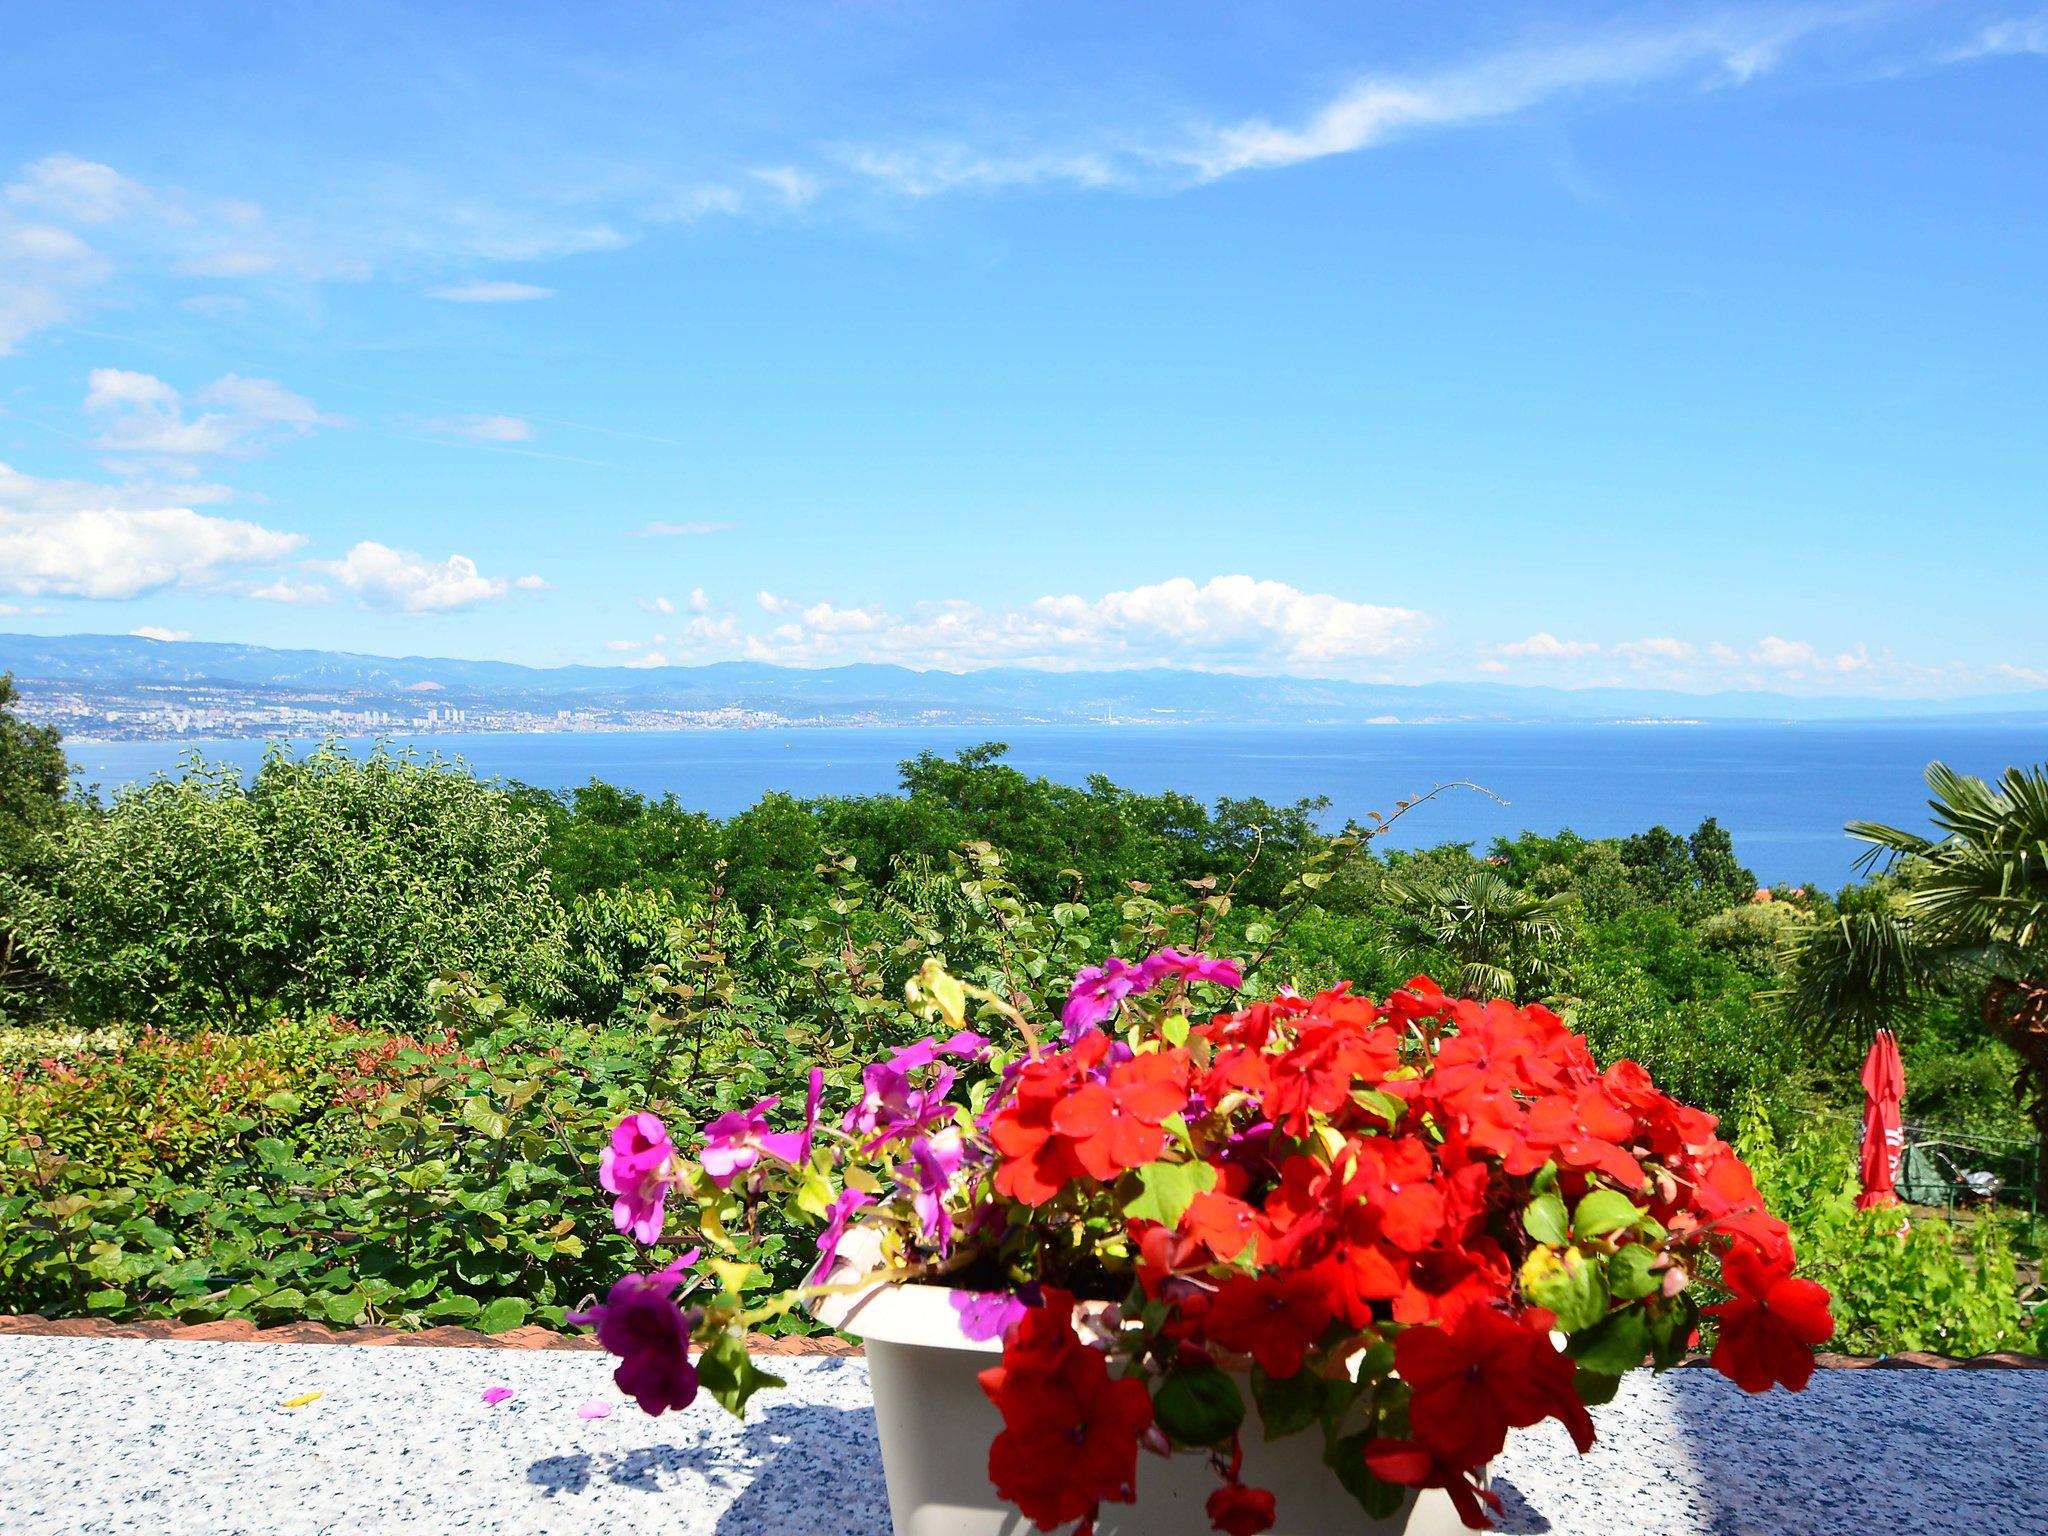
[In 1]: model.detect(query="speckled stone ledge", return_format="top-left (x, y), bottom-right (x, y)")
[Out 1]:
top-left (0, 1312), bottom-right (861, 1354)
top-left (2, 1334), bottom-right (2044, 1535)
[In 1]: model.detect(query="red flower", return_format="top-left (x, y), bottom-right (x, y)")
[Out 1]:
top-left (1362, 1438), bottom-right (1502, 1531)
top-left (1202, 1268), bottom-right (1338, 1378)
top-left (988, 1038), bottom-right (1103, 1206)
top-left (1206, 1480), bottom-right (1278, 1536)
top-left (1050, 1048), bottom-right (1191, 1181)
top-left (979, 1289), bottom-right (1156, 1532)
top-left (1708, 1242), bottom-right (1834, 1393)
top-left (1394, 1305), bottom-right (1594, 1469)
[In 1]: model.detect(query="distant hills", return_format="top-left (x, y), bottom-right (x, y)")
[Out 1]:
top-left (7, 631), bottom-right (2048, 736)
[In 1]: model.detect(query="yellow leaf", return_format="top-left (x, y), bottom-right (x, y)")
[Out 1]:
top-left (281, 1391), bottom-right (323, 1409)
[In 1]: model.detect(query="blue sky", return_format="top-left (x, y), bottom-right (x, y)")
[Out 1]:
top-left (1, 1), bottom-right (2043, 696)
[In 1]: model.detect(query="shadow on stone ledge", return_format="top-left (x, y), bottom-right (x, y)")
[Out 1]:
top-left (527, 1398), bottom-right (890, 1535)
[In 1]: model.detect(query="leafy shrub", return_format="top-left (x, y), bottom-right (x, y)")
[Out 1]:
top-left (10, 744), bottom-right (565, 1028)
top-left (1736, 1101), bottom-right (2030, 1356)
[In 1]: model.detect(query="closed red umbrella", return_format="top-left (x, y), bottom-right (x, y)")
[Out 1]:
top-left (1856, 1028), bottom-right (1905, 1209)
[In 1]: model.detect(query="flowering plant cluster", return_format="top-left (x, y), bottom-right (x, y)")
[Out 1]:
top-left (577, 952), bottom-right (1831, 1534)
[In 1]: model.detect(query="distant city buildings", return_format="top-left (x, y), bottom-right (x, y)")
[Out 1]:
top-left (13, 684), bottom-right (825, 740)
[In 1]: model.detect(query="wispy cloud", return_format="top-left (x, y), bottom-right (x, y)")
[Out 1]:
top-left (839, 6), bottom-right (1888, 197)
top-left (1945, 10), bottom-right (2048, 59)
top-left (424, 279), bottom-right (555, 303)
top-left (85, 369), bottom-right (339, 459)
top-left (636, 519), bottom-right (736, 536)
top-left (422, 412), bottom-right (533, 443)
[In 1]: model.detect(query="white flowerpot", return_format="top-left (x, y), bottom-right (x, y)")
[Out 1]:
top-left (827, 1283), bottom-right (1478, 1536)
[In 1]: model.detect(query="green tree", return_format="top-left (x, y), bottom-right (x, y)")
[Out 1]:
top-left (0, 674), bottom-right (69, 1017)
top-left (1382, 867), bottom-right (1570, 1002)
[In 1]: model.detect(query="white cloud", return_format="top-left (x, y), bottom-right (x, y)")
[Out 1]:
top-left (249, 577), bottom-right (331, 605)
top-left (0, 499), bottom-right (304, 600)
top-left (425, 280), bottom-right (555, 303)
top-left (637, 519), bottom-right (735, 536)
top-left (85, 368), bottom-right (337, 457)
top-left (513, 573), bottom-right (551, 591)
top-left (425, 413), bottom-right (533, 443)
top-left (622, 651), bottom-right (671, 669)
top-left (640, 595), bottom-right (677, 615)
top-left (316, 541), bottom-right (540, 612)
top-left (129, 625), bottom-right (190, 642)
top-left (687, 587), bottom-right (711, 613)
top-left (693, 575), bottom-right (1428, 675)
top-left (1498, 632), bottom-right (1601, 660)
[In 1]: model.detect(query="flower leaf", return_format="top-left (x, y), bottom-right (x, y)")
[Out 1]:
top-left (1154, 1363), bottom-right (1244, 1447)
top-left (1572, 1190), bottom-right (1644, 1239)
top-left (1523, 1191), bottom-right (1569, 1247)
top-left (1122, 1160), bottom-right (1217, 1229)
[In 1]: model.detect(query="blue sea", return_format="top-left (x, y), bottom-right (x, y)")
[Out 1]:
top-left (60, 723), bottom-right (2048, 889)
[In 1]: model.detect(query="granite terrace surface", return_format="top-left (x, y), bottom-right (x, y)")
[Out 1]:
top-left (4, 1336), bottom-right (2046, 1536)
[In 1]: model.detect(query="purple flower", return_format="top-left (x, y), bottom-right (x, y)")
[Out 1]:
top-left (567, 1254), bottom-right (703, 1416)
top-left (901, 1128), bottom-right (968, 1253)
top-left (1060, 957), bottom-right (1143, 1041)
top-left (807, 1188), bottom-right (875, 1284)
top-left (845, 1033), bottom-right (984, 1142)
top-left (599, 1112), bottom-right (680, 1245)
top-left (1135, 947), bottom-right (1244, 993)
top-left (951, 1287), bottom-right (1032, 1343)
top-left (759, 1068), bottom-right (823, 1168)
top-left (481, 1385), bottom-right (514, 1406)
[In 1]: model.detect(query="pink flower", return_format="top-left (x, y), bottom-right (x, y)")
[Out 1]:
top-left (481, 1385), bottom-right (514, 1406)
top-left (808, 1188), bottom-right (875, 1283)
top-left (1135, 947), bottom-right (1244, 992)
top-left (951, 1286), bottom-right (1033, 1343)
top-left (699, 1098), bottom-right (780, 1187)
top-left (759, 1068), bottom-right (823, 1168)
top-left (599, 1112), bottom-right (680, 1244)
top-left (568, 1254), bottom-right (702, 1416)
top-left (1060, 958), bottom-right (1144, 1040)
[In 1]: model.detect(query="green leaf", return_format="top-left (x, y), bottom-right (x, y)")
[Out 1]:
top-left (695, 1332), bottom-right (785, 1417)
top-left (1574, 1367), bottom-right (1623, 1406)
top-left (1250, 1366), bottom-right (1323, 1441)
top-left (1523, 1191), bottom-right (1569, 1247)
top-left (84, 1288), bottom-right (127, 1313)
top-left (1573, 1190), bottom-right (1644, 1239)
top-left (1123, 1160), bottom-right (1218, 1229)
top-left (1530, 1160), bottom-right (1560, 1196)
top-left (1606, 1243), bottom-right (1660, 1302)
top-left (322, 1290), bottom-right (369, 1326)
top-left (1352, 1089), bottom-right (1406, 1129)
top-left (1154, 1363), bottom-right (1245, 1447)
top-left (1645, 1294), bottom-right (1698, 1369)
top-left (1327, 1431), bottom-right (1406, 1520)
top-left (1565, 1308), bottom-right (1650, 1374)
top-left (263, 1091), bottom-right (303, 1115)
top-left (1524, 1247), bottom-right (1609, 1332)
top-left (422, 1294), bottom-right (481, 1321)
top-left (475, 1297), bottom-right (530, 1334)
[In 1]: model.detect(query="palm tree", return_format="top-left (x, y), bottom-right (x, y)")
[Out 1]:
top-left (1382, 867), bottom-right (1569, 1003)
top-left (1789, 762), bottom-right (2048, 1192)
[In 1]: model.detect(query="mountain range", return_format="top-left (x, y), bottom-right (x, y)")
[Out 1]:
top-left (7, 631), bottom-right (2048, 730)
